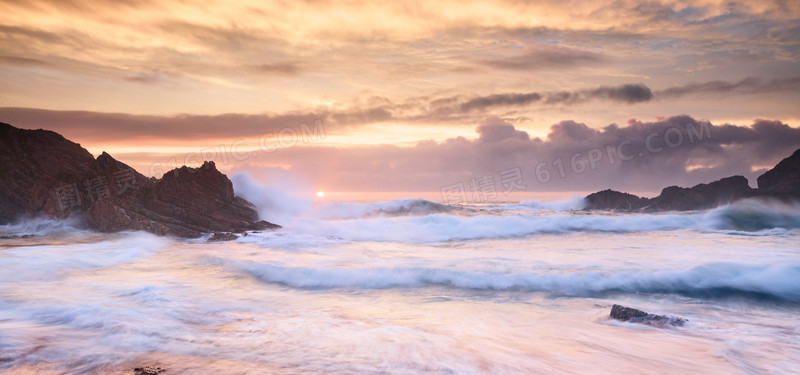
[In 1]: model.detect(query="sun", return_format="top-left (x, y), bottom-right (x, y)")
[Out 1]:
top-left (316, 191), bottom-right (325, 198)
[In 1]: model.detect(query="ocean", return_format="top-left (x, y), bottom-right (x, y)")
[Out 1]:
top-left (1, 192), bottom-right (799, 374)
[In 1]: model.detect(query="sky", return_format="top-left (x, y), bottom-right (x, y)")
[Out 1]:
top-left (2, 0), bottom-right (800, 199)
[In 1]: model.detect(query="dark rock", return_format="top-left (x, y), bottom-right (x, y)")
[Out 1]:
top-left (585, 189), bottom-right (649, 210)
top-left (0, 122), bottom-right (280, 237)
top-left (610, 304), bottom-right (648, 320)
top-left (585, 148), bottom-right (800, 211)
top-left (647, 175), bottom-right (753, 211)
top-left (145, 161), bottom-right (266, 234)
top-left (610, 304), bottom-right (686, 327)
top-left (756, 148), bottom-right (800, 197)
top-left (251, 220), bottom-right (281, 230)
top-left (208, 232), bottom-right (238, 242)
top-left (0, 122), bottom-right (95, 223)
top-left (134, 366), bottom-right (166, 375)
top-left (0, 234), bottom-right (35, 239)
top-left (80, 156), bottom-right (281, 238)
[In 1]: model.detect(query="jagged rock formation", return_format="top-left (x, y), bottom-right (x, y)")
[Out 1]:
top-left (0, 122), bottom-right (96, 221)
top-left (647, 175), bottom-right (753, 211)
top-left (582, 190), bottom-right (648, 211)
top-left (586, 148), bottom-right (800, 211)
top-left (609, 304), bottom-right (686, 327)
top-left (756, 148), bottom-right (800, 197)
top-left (0, 122), bottom-right (279, 237)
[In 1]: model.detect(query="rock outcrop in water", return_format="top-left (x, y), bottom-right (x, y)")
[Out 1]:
top-left (586, 148), bottom-right (800, 211)
top-left (0, 122), bottom-right (279, 237)
top-left (582, 190), bottom-right (649, 211)
top-left (755, 148), bottom-right (800, 198)
top-left (609, 304), bottom-right (686, 327)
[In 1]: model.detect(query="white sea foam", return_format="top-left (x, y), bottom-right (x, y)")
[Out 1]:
top-left (229, 260), bottom-right (800, 301)
top-left (1, 195), bottom-right (799, 374)
top-left (702, 198), bottom-right (800, 231)
top-left (0, 232), bottom-right (168, 282)
top-left (517, 195), bottom-right (588, 211)
top-left (271, 212), bottom-right (698, 242)
top-left (0, 217), bottom-right (86, 237)
top-left (232, 175), bottom-right (800, 242)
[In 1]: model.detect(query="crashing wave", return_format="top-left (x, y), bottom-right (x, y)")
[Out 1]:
top-left (312, 199), bottom-right (452, 220)
top-left (0, 217), bottom-right (86, 238)
top-left (229, 260), bottom-right (800, 302)
top-left (702, 199), bottom-right (800, 231)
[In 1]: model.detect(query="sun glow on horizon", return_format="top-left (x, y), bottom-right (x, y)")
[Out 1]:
top-left (316, 191), bottom-right (325, 198)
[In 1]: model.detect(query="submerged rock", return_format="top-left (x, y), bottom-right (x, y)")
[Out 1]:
top-left (208, 232), bottom-right (239, 242)
top-left (0, 234), bottom-right (34, 239)
top-left (610, 304), bottom-right (686, 327)
top-left (0, 122), bottom-right (280, 237)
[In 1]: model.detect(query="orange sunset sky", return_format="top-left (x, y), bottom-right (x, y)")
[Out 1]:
top-left (2, 0), bottom-right (800, 197)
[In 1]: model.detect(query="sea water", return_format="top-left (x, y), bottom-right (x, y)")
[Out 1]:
top-left (1, 197), bottom-right (799, 374)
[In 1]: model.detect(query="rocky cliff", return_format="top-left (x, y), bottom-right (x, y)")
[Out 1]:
top-left (756, 148), bottom-right (800, 197)
top-left (586, 148), bottom-right (800, 211)
top-left (0, 122), bottom-right (278, 237)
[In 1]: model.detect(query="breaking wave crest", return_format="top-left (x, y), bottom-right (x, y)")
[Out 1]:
top-left (231, 173), bottom-right (452, 221)
top-left (516, 196), bottom-right (588, 211)
top-left (252, 199), bottom-right (797, 242)
top-left (0, 217), bottom-right (86, 237)
top-left (278, 212), bottom-right (696, 242)
top-left (229, 260), bottom-right (800, 302)
top-left (312, 199), bottom-right (452, 220)
top-left (703, 199), bottom-right (800, 231)
top-left (233, 172), bottom-right (800, 242)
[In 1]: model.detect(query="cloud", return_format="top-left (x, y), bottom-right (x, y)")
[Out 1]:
top-left (3, 74), bottom-right (795, 145)
top-left (1, 0), bottom-right (799, 120)
top-left (456, 83), bottom-right (653, 113)
top-left (478, 45), bottom-right (605, 71)
top-left (123, 70), bottom-right (174, 84)
top-left (5, 105), bottom-right (798, 193)
top-left (589, 84), bottom-right (653, 103)
top-left (460, 92), bottom-right (542, 112)
top-left (250, 62), bottom-right (303, 76)
top-left (100, 113), bottom-right (800, 194)
top-left (231, 115), bottom-right (800, 193)
top-left (0, 84), bottom-right (649, 142)
top-left (656, 76), bottom-right (800, 98)
top-left (3, 72), bottom-right (798, 145)
top-left (0, 55), bottom-right (50, 66)
top-left (451, 77), bottom-right (800, 114)
top-left (547, 120), bottom-right (598, 141)
top-left (0, 107), bottom-right (330, 141)
top-left (476, 116), bottom-right (530, 142)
